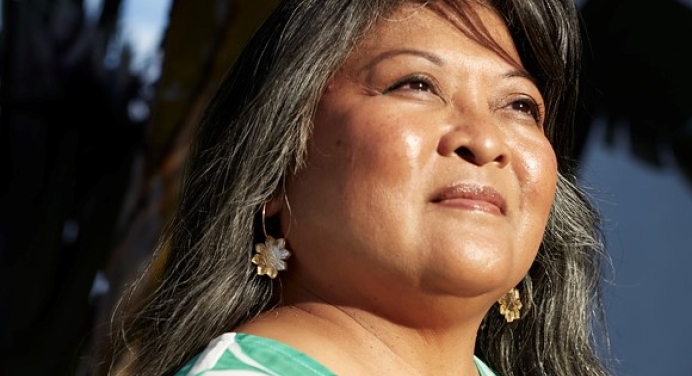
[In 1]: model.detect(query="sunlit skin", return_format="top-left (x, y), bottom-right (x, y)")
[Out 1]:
top-left (238, 3), bottom-right (558, 375)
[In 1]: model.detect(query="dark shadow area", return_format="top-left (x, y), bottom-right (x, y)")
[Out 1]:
top-left (576, 0), bottom-right (692, 189)
top-left (0, 1), bottom-right (149, 375)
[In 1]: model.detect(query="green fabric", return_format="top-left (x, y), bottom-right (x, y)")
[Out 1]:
top-left (175, 332), bottom-right (336, 376)
top-left (175, 332), bottom-right (498, 375)
top-left (474, 355), bottom-right (498, 376)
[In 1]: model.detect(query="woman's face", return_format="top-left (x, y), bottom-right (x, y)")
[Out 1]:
top-left (281, 4), bottom-right (557, 311)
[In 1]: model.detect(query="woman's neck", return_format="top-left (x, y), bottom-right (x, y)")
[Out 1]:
top-left (236, 285), bottom-right (489, 376)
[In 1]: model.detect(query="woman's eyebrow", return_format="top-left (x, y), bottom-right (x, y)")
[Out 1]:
top-left (361, 49), bottom-right (444, 71)
top-left (502, 68), bottom-right (537, 85)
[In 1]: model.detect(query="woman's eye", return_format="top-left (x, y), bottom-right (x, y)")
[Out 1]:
top-left (400, 80), bottom-right (432, 92)
top-left (510, 98), bottom-right (542, 123)
top-left (384, 75), bottom-right (436, 94)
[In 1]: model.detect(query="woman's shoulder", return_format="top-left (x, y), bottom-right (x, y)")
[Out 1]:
top-left (174, 332), bottom-right (337, 376)
top-left (175, 331), bottom-right (498, 376)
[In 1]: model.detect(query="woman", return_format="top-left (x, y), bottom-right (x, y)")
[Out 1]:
top-left (102, 0), bottom-right (612, 375)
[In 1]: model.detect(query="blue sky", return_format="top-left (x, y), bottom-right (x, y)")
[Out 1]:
top-left (118, 0), bottom-right (171, 70)
top-left (84, 0), bottom-right (172, 78)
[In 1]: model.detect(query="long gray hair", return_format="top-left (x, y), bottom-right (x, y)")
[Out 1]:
top-left (102, 1), bottom-right (612, 375)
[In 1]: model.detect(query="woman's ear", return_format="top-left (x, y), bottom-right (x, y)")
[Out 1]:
top-left (264, 188), bottom-right (285, 218)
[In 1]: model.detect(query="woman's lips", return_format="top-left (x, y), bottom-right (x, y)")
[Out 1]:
top-left (432, 183), bottom-right (507, 215)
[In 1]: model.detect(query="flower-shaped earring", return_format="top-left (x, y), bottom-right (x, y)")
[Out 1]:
top-left (498, 287), bottom-right (522, 323)
top-left (251, 200), bottom-right (291, 279)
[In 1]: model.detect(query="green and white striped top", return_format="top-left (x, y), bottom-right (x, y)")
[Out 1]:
top-left (174, 332), bottom-right (498, 376)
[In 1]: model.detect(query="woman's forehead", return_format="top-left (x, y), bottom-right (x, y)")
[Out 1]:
top-left (345, 3), bottom-right (522, 74)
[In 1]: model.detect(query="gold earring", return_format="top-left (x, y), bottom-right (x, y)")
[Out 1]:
top-left (498, 287), bottom-right (522, 323)
top-left (251, 200), bottom-right (291, 279)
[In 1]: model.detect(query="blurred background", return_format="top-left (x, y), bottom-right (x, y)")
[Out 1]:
top-left (1, 0), bottom-right (690, 375)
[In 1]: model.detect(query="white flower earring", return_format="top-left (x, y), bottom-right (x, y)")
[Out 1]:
top-left (498, 287), bottom-right (522, 323)
top-left (251, 199), bottom-right (291, 279)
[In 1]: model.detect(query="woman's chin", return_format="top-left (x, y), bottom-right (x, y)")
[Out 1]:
top-left (418, 259), bottom-right (525, 301)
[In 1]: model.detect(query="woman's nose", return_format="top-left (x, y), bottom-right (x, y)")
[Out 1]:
top-left (437, 113), bottom-right (509, 168)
